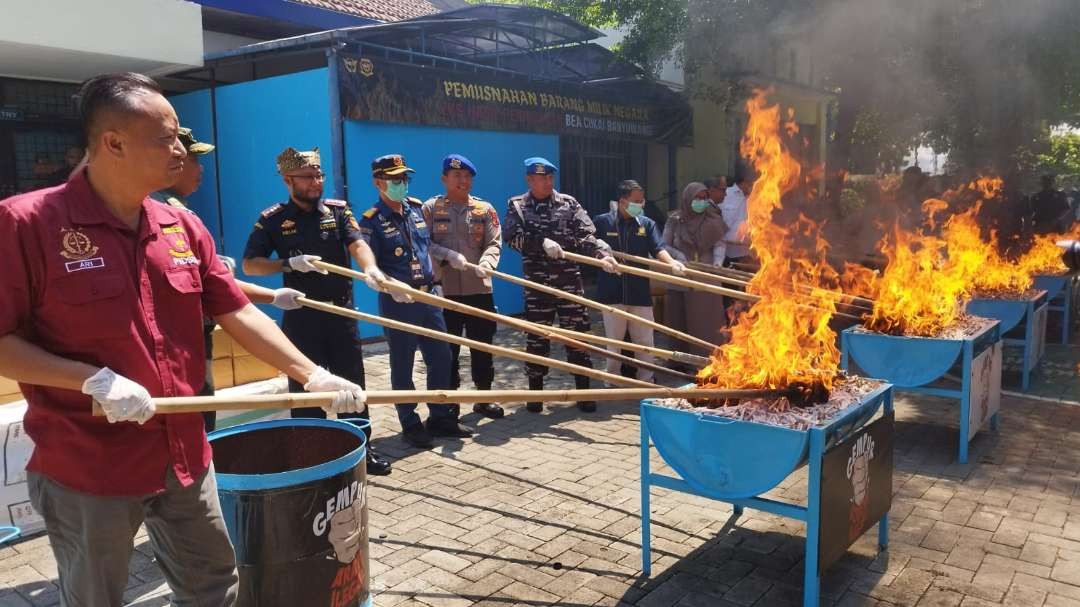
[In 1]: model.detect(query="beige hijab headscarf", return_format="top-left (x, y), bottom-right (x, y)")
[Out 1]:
top-left (664, 182), bottom-right (728, 262)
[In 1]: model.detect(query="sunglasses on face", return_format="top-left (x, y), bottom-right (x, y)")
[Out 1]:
top-left (384, 177), bottom-right (409, 185)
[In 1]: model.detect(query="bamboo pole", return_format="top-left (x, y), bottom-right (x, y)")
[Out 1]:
top-left (565, 251), bottom-right (758, 302)
top-left (93, 387), bottom-right (792, 416)
top-left (609, 250), bottom-right (749, 288)
top-left (682, 259), bottom-right (877, 308)
top-left (565, 252), bottom-right (865, 323)
top-left (540, 324), bottom-right (711, 367)
top-left (458, 261), bottom-right (721, 352)
top-left (297, 297), bottom-right (654, 389)
top-left (311, 261), bottom-right (694, 382)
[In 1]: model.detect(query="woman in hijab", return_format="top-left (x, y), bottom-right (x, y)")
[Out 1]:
top-left (662, 182), bottom-right (729, 356)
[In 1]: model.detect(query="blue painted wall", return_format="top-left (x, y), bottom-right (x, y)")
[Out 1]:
top-left (343, 120), bottom-right (559, 333)
top-left (168, 89), bottom-right (220, 243)
top-left (213, 68), bottom-right (334, 321)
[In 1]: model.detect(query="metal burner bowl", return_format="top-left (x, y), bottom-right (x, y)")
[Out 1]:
top-left (640, 383), bottom-right (890, 500)
top-left (841, 321), bottom-right (1002, 463)
top-left (966, 290), bottom-right (1047, 334)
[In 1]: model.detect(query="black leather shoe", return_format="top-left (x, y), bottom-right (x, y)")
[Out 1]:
top-left (402, 424), bottom-right (434, 449)
top-left (473, 403), bottom-right (505, 419)
top-left (366, 448), bottom-right (392, 476)
top-left (577, 401), bottom-right (597, 413)
top-left (426, 418), bottom-right (475, 438)
top-left (526, 402), bottom-right (543, 413)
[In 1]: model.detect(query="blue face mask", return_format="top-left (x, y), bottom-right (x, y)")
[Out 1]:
top-left (385, 180), bottom-right (409, 202)
top-left (626, 202), bottom-right (645, 217)
top-left (691, 199), bottom-right (711, 214)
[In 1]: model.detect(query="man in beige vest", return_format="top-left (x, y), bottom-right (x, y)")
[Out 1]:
top-left (422, 154), bottom-right (504, 418)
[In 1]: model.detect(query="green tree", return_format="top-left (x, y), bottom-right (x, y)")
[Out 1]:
top-left (472, 0), bottom-right (688, 75)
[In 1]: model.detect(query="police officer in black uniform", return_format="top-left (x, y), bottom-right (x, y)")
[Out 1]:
top-left (242, 146), bottom-right (391, 475)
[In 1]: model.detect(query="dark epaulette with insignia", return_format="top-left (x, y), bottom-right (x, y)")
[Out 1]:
top-left (324, 199), bottom-right (347, 207)
top-left (362, 207), bottom-right (378, 219)
top-left (260, 203), bottom-right (285, 218)
top-left (405, 196), bottom-right (423, 207)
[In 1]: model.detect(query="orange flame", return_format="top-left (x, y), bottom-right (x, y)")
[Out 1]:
top-left (855, 177), bottom-right (1060, 336)
top-left (1017, 226), bottom-right (1078, 276)
top-left (697, 90), bottom-right (840, 396)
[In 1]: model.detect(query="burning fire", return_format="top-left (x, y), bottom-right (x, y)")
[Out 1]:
top-left (860, 209), bottom-right (967, 337)
top-left (1017, 227), bottom-right (1079, 276)
top-left (855, 178), bottom-right (1057, 336)
top-left (696, 91), bottom-right (840, 402)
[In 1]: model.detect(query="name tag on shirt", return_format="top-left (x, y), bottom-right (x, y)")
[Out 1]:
top-left (65, 257), bottom-right (105, 272)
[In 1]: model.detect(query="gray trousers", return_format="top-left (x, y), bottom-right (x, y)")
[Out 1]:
top-left (28, 464), bottom-right (238, 607)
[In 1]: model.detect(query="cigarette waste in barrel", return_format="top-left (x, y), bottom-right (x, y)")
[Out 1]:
top-left (210, 418), bottom-right (372, 607)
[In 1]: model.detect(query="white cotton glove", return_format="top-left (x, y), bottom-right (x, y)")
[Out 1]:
top-left (670, 260), bottom-right (687, 276)
top-left (218, 254), bottom-right (237, 274)
top-left (288, 254), bottom-right (327, 274)
top-left (542, 238), bottom-right (564, 260)
top-left (599, 256), bottom-right (621, 274)
top-left (446, 250), bottom-right (467, 271)
top-left (595, 239), bottom-right (612, 254)
top-left (475, 260), bottom-right (495, 278)
top-left (362, 267), bottom-right (388, 292)
top-left (271, 288), bottom-right (304, 310)
top-left (304, 366), bottom-right (366, 414)
top-left (82, 367), bottom-right (155, 424)
top-left (388, 286), bottom-right (414, 304)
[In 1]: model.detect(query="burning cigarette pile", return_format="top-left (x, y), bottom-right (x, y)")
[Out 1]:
top-left (695, 91), bottom-right (845, 408)
top-left (658, 374), bottom-right (884, 431)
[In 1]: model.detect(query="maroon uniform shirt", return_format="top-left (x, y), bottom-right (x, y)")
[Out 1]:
top-left (0, 170), bottom-right (249, 496)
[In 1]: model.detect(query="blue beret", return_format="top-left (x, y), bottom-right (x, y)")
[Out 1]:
top-left (442, 154), bottom-right (477, 176)
top-left (524, 157), bottom-right (557, 175)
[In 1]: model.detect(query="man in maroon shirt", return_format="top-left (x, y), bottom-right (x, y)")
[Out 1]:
top-left (0, 73), bottom-right (366, 605)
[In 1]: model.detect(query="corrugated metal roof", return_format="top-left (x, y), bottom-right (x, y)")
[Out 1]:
top-left (289, 0), bottom-right (440, 23)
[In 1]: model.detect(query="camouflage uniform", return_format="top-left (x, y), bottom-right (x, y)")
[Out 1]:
top-left (504, 190), bottom-right (607, 379)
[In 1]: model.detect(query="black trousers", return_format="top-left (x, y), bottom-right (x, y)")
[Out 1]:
top-left (281, 307), bottom-right (371, 437)
top-left (442, 293), bottom-right (497, 389)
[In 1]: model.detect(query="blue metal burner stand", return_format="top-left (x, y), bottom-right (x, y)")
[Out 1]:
top-left (1034, 274), bottom-right (1077, 344)
top-left (640, 383), bottom-right (893, 607)
top-left (966, 290), bottom-right (1048, 390)
top-left (841, 321), bottom-right (1001, 464)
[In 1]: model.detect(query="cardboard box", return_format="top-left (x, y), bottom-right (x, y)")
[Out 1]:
top-left (232, 354), bottom-right (280, 385)
top-left (0, 393), bottom-right (23, 406)
top-left (0, 376), bottom-right (18, 395)
top-left (212, 358), bottom-right (235, 390)
top-left (0, 401), bottom-right (45, 536)
top-left (210, 327), bottom-right (232, 360)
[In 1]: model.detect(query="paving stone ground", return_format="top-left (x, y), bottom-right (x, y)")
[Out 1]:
top-left (2, 323), bottom-right (1080, 607)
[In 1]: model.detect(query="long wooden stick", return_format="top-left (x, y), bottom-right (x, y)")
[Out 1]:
top-left (685, 260), bottom-right (877, 307)
top-left (298, 297), bottom-right (654, 388)
top-left (540, 324), bottom-right (711, 367)
top-left (565, 251), bottom-right (758, 302)
top-left (567, 252), bottom-right (864, 323)
top-left (609, 250), bottom-right (749, 288)
top-left (312, 261), bottom-right (694, 382)
top-left (93, 387), bottom-right (789, 416)
top-left (460, 261), bottom-right (721, 352)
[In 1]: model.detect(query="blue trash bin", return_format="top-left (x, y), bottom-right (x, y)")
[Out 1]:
top-left (210, 418), bottom-right (372, 607)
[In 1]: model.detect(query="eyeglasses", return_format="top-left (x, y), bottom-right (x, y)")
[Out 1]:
top-left (291, 172), bottom-right (325, 182)
top-left (385, 177), bottom-right (409, 185)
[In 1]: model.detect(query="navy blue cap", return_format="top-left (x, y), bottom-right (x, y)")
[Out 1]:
top-left (371, 154), bottom-right (415, 177)
top-left (442, 154), bottom-right (477, 176)
top-left (524, 157), bottom-right (557, 175)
